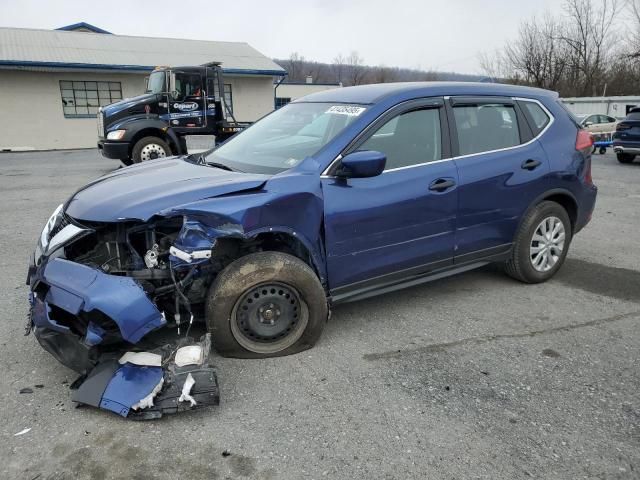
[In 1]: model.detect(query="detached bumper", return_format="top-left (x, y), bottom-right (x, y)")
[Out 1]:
top-left (98, 139), bottom-right (130, 160)
top-left (28, 258), bottom-right (166, 372)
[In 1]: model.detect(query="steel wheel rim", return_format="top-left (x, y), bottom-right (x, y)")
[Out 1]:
top-left (140, 143), bottom-right (167, 161)
top-left (530, 216), bottom-right (566, 272)
top-left (230, 282), bottom-right (308, 354)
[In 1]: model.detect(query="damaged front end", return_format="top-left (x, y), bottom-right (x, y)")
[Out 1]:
top-left (26, 206), bottom-right (231, 418)
top-left (27, 207), bottom-right (241, 375)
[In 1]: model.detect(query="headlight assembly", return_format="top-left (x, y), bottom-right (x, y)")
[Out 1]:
top-left (106, 129), bottom-right (126, 140)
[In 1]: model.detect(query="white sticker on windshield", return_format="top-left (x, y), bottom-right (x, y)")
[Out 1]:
top-left (326, 105), bottom-right (366, 117)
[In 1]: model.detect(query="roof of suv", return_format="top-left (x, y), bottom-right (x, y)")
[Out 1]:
top-left (296, 81), bottom-right (559, 105)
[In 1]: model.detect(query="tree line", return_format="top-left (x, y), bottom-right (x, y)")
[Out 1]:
top-left (274, 52), bottom-right (483, 87)
top-left (480, 0), bottom-right (640, 97)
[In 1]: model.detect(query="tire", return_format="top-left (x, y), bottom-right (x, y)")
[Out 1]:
top-left (205, 252), bottom-right (328, 358)
top-left (504, 201), bottom-right (572, 284)
top-left (131, 136), bottom-right (171, 163)
top-left (617, 152), bottom-right (635, 164)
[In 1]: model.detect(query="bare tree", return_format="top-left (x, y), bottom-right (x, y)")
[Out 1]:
top-left (503, 15), bottom-right (569, 90)
top-left (332, 54), bottom-right (346, 85)
top-left (560, 0), bottom-right (620, 96)
top-left (627, 0), bottom-right (640, 58)
top-left (286, 52), bottom-right (306, 82)
top-left (345, 51), bottom-right (365, 86)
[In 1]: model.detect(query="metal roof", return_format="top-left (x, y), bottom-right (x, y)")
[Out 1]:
top-left (0, 27), bottom-right (286, 76)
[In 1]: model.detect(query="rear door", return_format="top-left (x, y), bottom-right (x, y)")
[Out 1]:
top-left (322, 99), bottom-right (458, 295)
top-left (448, 97), bottom-right (551, 261)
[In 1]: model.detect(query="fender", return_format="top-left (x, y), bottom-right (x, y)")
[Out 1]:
top-left (244, 225), bottom-right (327, 286)
top-left (514, 187), bottom-right (578, 236)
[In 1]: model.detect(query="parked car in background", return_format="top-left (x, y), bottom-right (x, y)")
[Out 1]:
top-left (613, 108), bottom-right (640, 164)
top-left (580, 114), bottom-right (618, 134)
top-left (27, 82), bottom-right (597, 372)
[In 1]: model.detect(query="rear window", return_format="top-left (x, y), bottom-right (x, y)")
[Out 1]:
top-left (520, 101), bottom-right (550, 135)
top-left (453, 104), bottom-right (520, 156)
top-left (625, 111), bottom-right (640, 121)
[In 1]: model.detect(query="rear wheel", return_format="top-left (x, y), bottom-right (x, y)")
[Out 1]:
top-left (505, 201), bottom-right (572, 283)
top-left (131, 136), bottom-right (171, 163)
top-left (617, 152), bottom-right (635, 164)
top-left (205, 252), bottom-right (328, 358)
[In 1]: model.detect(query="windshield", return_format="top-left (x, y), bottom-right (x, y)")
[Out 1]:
top-left (146, 71), bottom-right (166, 94)
top-left (205, 102), bottom-right (367, 174)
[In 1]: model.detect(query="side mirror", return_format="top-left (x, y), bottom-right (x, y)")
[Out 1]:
top-left (583, 121), bottom-right (593, 127)
top-left (336, 150), bottom-right (386, 178)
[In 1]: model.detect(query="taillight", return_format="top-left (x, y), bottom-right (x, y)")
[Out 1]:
top-left (616, 123), bottom-right (631, 131)
top-left (575, 129), bottom-right (593, 151)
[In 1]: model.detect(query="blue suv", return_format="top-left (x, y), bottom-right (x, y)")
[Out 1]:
top-left (27, 82), bottom-right (597, 371)
top-left (613, 107), bottom-right (640, 163)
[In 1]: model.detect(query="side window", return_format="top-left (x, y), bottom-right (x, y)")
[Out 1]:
top-left (175, 73), bottom-right (202, 98)
top-left (358, 108), bottom-right (442, 170)
top-left (453, 104), bottom-right (520, 156)
top-left (520, 101), bottom-right (551, 135)
top-left (606, 116), bottom-right (616, 123)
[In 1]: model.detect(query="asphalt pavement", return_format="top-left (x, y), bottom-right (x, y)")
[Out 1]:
top-left (0, 149), bottom-right (638, 480)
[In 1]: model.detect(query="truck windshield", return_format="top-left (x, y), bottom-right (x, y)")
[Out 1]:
top-left (205, 102), bottom-right (367, 174)
top-left (146, 71), bottom-right (166, 94)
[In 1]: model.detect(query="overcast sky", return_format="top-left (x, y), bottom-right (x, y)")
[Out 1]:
top-left (0, 0), bottom-right (565, 74)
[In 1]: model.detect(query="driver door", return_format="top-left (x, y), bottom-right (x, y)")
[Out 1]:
top-left (168, 71), bottom-right (206, 131)
top-left (321, 99), bottom-right (458, 299)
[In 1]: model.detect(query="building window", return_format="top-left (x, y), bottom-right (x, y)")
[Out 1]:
top-left (275, 97), bottom-right (291, 109)
top-left (59, 80), bottom-right (122, 118)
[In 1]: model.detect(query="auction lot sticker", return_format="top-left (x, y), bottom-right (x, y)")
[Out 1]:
top-left (326, 105), bottom-right (366, 116)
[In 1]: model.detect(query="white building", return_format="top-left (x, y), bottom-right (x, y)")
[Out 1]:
top-left (0, 23), bottom-right (286, 151)
top-left (562, 96), bottom-right (640, 119)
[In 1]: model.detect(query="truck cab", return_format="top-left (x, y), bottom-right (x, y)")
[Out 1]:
top-left (97, 64), bottom-right (247, 165)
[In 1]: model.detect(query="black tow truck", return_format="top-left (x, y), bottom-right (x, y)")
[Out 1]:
top-left (97, 63), bottom-right (248, 165)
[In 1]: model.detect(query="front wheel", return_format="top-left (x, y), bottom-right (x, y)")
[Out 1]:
top-left (617, 152), bottom-right (635, 164)
top-left (205, 252), bottom-right (328, 358)
top-left (504, 201), bottom-right (572, 283)
top-left (131, 136), bottom-right (171, 163)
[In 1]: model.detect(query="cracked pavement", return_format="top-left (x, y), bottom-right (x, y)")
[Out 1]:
top-left (0, 150), bottom-right (638, 479)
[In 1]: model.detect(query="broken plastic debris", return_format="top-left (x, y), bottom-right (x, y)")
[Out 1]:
top-left (174, 346), bottom-right (204, 367)
top-left (132, 377), bottom-right (164, 411)
top-left (178, 373), bottom-right (197, 407)
top-left (119, 352), bottom-right (162, 367)
top-left (14, 428), bottom-right (31, 436)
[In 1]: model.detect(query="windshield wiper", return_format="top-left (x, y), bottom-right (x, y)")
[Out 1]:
top-left (207, 161), bottom-right (237, 172)
top-left (184, 152), bottom-right (242, 172)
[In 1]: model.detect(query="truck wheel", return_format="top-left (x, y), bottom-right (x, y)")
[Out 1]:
top-left (617, 153), bottom-right (635, 164)
top-left (504, 201), bottom-right (572, 284)
top-left (131, 136), bottom-right (171, 163)
top-left (205, 252), bottom-right (328, 358)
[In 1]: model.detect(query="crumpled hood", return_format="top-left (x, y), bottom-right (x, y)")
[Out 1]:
top-left (65, 157), bottom-right (269, 222)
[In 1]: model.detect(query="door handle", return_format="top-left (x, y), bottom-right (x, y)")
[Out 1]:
top-left (521, 159), bottom-right (542, 171)
top-left (429, 178), bottom-right (456, 192)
